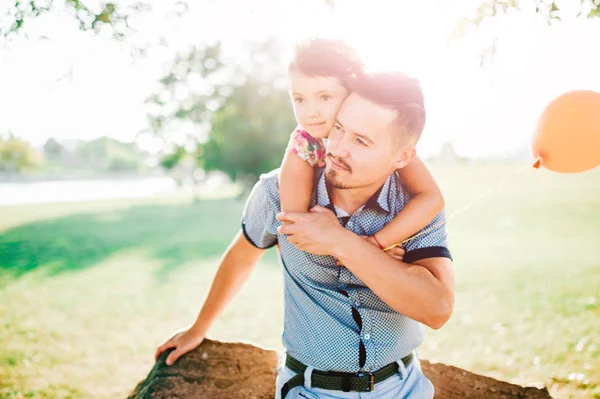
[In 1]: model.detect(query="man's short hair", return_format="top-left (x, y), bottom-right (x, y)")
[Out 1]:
top-left (352, 72), bottom-right (426, 144)
top-left (288, 37), bottom-right (365, 90)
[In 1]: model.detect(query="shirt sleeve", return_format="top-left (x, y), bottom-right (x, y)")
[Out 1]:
top-left (241, 175), bottom-right (279, 249)
top-left (401, 210), bottom-right (453, 263)
top-left (285, 126), bottom-right (326, 168)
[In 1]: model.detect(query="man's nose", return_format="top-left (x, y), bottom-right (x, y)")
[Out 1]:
top-left (328, 133), bottom-right (349, 158)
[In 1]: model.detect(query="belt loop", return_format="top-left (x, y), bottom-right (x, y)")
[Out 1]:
top-left (277, 352), bottom-right (287, 372)
top-left (341, 375), bottom-right (352, 392)
top-left (411, 350), bottom-right (421, 371)
top-left (303, 366), bottom-right (314, 390)
top-left (396, 358), bottom-right (407, 380)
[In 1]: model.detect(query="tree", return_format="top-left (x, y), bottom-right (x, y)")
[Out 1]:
top-left (42, 137), bottom-right (67, 160)
top-left (159, 146), bottom-right (186, 171)
top-left (449, 0), bottom-right (600, 67)
top-left (74, 136), bottom-right (146, 173)
top-left (145, 42), bottom-right (227, 145)
top-left (4, 0), bottom-right (599, 50)
top-left (463, 0), bottom-right (600, 27)
top-left (435, 141), bottom-right (464, 164)
top-left (149, 39), bottom-right (295, 190)
top-left (201, 74), bottom-right (295, 190)
top-left (4, 0), bottom-right (598, 42)
top-left (146, 41), bottom-right (228, 189)
top-left (1, 0), bottom-right (153, 40)
top-left (198, 39), bottom-right (295, 190)
top-left (0, 133), bottom-right (44, 174)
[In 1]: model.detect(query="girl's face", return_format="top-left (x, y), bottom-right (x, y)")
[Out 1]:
top-left (288, 70), bottom-right (350, 139)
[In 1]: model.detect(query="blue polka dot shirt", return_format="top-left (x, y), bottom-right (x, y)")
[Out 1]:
top-left (241, 168), bottom-right (452, 373)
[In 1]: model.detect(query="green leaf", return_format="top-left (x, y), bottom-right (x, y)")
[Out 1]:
top-left (174, 109), bottom-right (188, 119)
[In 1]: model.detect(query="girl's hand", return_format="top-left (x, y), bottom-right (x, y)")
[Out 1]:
top-left (361, 235), bottom-right (404, 261)
top-left (384, 244), bottom-right (405, 262)
top-left (336, 236), bottom-right (405, 266)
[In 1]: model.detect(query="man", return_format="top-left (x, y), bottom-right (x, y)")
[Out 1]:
top-left (156, 71), bottom-right (454, 399)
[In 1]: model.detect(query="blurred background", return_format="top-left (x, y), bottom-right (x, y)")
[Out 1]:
top-left (1, 1), bottom-right (599, 398)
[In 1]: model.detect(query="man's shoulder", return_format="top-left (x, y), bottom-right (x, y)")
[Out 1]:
top-left (243, 166), bottom-right (321, 234)
top-left (389, 171), bottom-right (413, 209)
top-left (251, 168), bottom-right (281, 207)
top-left (258, 168), bottom-right (281, 187)
top-left (242, 169), bottom-right (281, 249)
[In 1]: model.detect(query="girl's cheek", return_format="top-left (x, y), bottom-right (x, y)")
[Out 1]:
top-left (324, 103), bottom-right (338, 120)
top-left (293, 106), bottom-right (303, 120)
top-left (328, 100), bottom-right (343, 116)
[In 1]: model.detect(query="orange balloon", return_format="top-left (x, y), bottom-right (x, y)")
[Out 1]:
top-left (533, 90), bottom-right (600, 173)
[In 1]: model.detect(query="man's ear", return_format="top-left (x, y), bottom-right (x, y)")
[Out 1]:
top-left (392, 145), bottom-right (417, 169)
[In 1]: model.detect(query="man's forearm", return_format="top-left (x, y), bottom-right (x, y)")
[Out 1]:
top-left (190, 230), bottom-right (266, 336)
top-left (332, 230), bottom-right (453, 329)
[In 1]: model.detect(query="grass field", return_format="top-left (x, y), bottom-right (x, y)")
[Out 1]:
top-left (1, 162), bottom-right (599, 399)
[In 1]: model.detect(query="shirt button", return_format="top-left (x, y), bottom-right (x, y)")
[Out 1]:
top-left (364, 333), bottom-right (371, 340)
top-left (347, 221), bottom-right (353, 228)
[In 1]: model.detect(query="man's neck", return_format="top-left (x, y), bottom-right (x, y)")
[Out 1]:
top-left (328, 178), bottom-right (388, 216)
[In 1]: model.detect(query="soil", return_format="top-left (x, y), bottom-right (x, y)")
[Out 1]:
top-left (128, 339), bottom-right (552, 399)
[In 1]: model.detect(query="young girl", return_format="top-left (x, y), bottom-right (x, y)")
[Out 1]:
top-left (279, 37), bottom-right (444, 252)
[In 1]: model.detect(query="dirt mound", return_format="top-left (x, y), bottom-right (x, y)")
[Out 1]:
top-left (128, 339), bottom-right (552, 399)
top-left (421, 359), bottom-right (552, 399)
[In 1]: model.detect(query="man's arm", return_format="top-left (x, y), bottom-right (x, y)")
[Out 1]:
top-left (332, 232), bottom-right (453, 329)
top-left (156, 230), bottom-right (266, 365)
top-left (277, 206), bottom-right (454, 330)
top-left (186, 230), bottom-right (266, 336)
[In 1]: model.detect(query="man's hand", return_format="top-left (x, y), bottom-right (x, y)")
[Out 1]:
top-left (276, 205), bottom-right (349, 256)
top-left (155, 327), bottom-right (205, 366)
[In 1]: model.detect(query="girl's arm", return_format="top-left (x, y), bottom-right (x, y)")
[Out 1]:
top-left (373, 156), bottom-right (444, 249)
top-left (278, 128), bottom-right (325, 215)
top-left (279, 151), bottom-right (314, 214)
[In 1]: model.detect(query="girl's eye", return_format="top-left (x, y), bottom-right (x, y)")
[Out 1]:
top-left (355, 138), bottom-right (367, 146)
top-left (334, 124), bottom-right (343, 131)
top-left (321, 95), bottom-right (332, 101)
top-left (294, 98), bottom-right (303, 103)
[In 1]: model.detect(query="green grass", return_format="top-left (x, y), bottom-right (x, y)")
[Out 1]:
top-left (1, 162), bottom-right (599, 399)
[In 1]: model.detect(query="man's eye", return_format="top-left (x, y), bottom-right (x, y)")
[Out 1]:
top-left (334, 124), bottom-right (343, 131)
top-left (294, 98), bottom-right (303, 103)
top-left (355, 138), bottom-right (367, 146)
top-left (321, 95), bottom-right (332, 101)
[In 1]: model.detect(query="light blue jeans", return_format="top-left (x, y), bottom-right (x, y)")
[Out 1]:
top-left (274, 353), bottom-right (434, 399)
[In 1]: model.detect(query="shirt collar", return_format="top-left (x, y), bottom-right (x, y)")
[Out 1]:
top-left (313, 169), bottom-right (392, 215)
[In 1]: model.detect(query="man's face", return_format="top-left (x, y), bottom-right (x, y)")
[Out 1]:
top-left (325, 93), bottom-right (415, 190)
top-left (288, 70), bottom-right (350, 139)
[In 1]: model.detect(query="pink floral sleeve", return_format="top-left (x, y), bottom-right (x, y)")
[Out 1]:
top-left (286, 127), bottom-right (326, 168)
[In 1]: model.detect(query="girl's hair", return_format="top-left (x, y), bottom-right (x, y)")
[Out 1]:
top-left (288, 37), bottom-right (365, 89)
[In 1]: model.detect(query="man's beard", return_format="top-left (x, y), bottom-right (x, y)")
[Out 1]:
top-left (325, 168), bottom-right (354, 189)
top-left (325, 154), bottom-right (355, 189)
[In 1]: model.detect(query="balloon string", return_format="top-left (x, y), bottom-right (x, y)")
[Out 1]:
top-left (383, 158), bottom-right (541, 251)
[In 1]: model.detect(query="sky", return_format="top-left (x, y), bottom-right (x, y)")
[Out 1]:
top-left (1, 0), bottom-right (600, 159)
